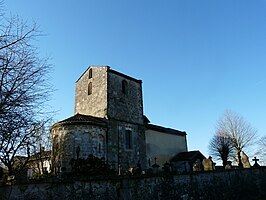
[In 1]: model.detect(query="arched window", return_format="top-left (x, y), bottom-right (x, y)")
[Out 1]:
top-left (88, 82), bottom-right (92, 95)
top-left (122, 80), bottom-right (128, 94)
top-left (125, 129), bottom-right (132, 149)
top-left (89, 68), bottom-right (92, 79)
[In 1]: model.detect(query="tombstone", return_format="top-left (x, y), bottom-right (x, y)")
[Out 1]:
top-left (57, 162), bottom-right (61, 178)
top-left (162, 162), bottom-right (171, 173)
top-left (134, 161), bottom-right (142, 174)
top-left (193, 159), bottom-right (202, 172)
top-left (241, 151), bottom-right (251, 168)
top-left (252, 157), bottom-right (260, 168)
top-left (152, 157), bottom-right (160, 174)
top-left (27, 168), bottom-right (33, 178)
top-left (127, 167), bottom-right (133, 175)
top-left (118, 164), bottom-right (122, 176)
top-left (225, 161), bottom-right (232, 170)
top-left (202, 156), bottom-right (215, 171)
top-left (6, 175), bottom-right (15, 185)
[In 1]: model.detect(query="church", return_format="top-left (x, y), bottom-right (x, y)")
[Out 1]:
top-left (51, 66), bottom-right (188, 172)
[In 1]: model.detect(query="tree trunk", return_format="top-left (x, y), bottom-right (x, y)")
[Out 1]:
top-left (237, 151), bottom-right (243, 168)
top-left (222, 158), bottom-right (227, 167)
top-left (7, 164), bottom-right (13, 176)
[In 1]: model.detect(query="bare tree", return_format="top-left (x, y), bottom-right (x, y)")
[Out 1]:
top-left (215, 110), bottom-right (257, 167)
top-left (209, 132), bottom-right (235, 167)
top-left (0, 7), bottom-right (53, 175)
top-left (256, 135), bottom-right (266, 164)
top-left (30, 123), bottom-right (53, 174)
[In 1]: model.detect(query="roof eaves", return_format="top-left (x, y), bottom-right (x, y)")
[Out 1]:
top-left (146, 123), bottom-right (186, 136)
top-left (51, 114), bottom-right (107, 128)
top-left (108, 69), bottom-right (142, 83)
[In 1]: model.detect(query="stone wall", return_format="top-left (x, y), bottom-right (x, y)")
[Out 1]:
top-left (107, 71), bottom-right (143, 124)
top-left (106, 70), bottom-right (146, 170)
top-left (106, 120), bottom-right (146, 170)
top-left (1, 168), bottom-right (266, 200)
top-left (146, 129), bottom-right (187, 167)
top-left (52, 124), bottom-right (107, 172)
top-left (74, 66), bottom-right (108, 118)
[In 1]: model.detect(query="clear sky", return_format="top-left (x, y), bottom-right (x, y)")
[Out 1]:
top-left (4, 0), bottom-right (266, 162)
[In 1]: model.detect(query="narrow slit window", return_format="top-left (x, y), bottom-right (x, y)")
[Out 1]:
top-left (89, 68), bottom-right (92, 79)
top-left (122, 80), bottom-right (128, 94)
top-left (98, 143), bottom-right (101, 153)
top-left (88, 82), bottom-right (92, 95)
top-left (125, 129), bottom-right (132, 149)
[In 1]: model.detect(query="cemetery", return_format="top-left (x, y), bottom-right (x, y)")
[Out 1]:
top-left (1, 67), bottom-right (266, 199)
top-left (0, 150), bottom-right (266, 200)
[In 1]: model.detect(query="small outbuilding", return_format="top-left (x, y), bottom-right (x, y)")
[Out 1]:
top-left (170, 151), bottom-right (206, 173)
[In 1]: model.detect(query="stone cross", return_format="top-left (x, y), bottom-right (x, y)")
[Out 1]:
top-left (154, 157), bottom-right (157, 164)
top-left (252, 157), bottom-right (260, 167)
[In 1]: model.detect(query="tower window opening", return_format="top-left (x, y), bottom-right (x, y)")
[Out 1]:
top-left (125, 129), bottom-right (132, 149)
top-left (98, 143), bottom-right (101, 153)
top-left (122, 80), bottom-right (128, 94)
top-left (88, 82), bottom-right (92, 95)
top-left (89, 68), bottom-right (92, 79)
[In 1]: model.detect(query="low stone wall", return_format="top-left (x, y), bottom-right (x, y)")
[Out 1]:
top-left (1, 167), bottom-right (266, 200)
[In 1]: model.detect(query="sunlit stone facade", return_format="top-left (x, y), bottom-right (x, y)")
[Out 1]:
top-left (51, 66), bottom-right (187, 173)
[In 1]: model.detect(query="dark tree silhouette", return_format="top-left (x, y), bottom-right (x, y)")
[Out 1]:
top-left (0, 5), bottom-right (52, 175)
top-left (257, 135), bottom-right (266, 164)
top-left (214, 110), bottom-right (257, 167)
top-left (209, 133), bottom-right (234, 167)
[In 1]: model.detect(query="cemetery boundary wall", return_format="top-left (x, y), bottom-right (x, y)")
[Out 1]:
top-left (0, 167), bottom-right (266, 200)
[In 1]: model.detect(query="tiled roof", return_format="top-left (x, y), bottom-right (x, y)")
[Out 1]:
top-left (54, 113), bottom-right (107, 126)
top-left (170, 151), bottom-right (206, 162)
top-left (146, 123), bottom-right (186, 136)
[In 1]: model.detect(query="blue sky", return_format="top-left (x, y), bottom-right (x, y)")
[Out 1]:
top-left (5, 0), bottom-right (266, 161)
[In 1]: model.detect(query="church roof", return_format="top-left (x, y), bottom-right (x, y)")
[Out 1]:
top-left (146, 123), bottom-right (186, 136)
top-left (108, 69), bottom-right (142, 83)
top-left (53, 113), bottom-right (107, 127)
top-left (76, 66), bottom-right (142, 84)
top-left (170, 151), bottom-right (206, 162)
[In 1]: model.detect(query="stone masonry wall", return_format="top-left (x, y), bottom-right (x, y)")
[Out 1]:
top-left (106, 70), bottom-right (146, 170)
top-left (107, 71), bottom-right (143, 124)
top-left (106, 120), bottom-right (146, 170)
top-left (74, 66), bottom-right (108, 118)
top-left (1, 168), bottom-right (266, 200)
top-left (52, 124), bottom-right (107, 172)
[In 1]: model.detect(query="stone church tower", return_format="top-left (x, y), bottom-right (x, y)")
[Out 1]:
top-left (52, 66), bottom-right (146, 172)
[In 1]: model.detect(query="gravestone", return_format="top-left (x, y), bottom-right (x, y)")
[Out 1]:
top-left (162, 162), bottom-right (171, 173)
top-left (57, 162), bottom-right (61, 178)
top-left (225, 161), bottom-right (232, 170)
top-left (202, 156), bottom-right (215, 171)
top-left (152, 157), bottom-right (160, 174)
top-left (118, 164), bottom-right (122, 175)
top-left (241, 151), bottom-right (251, 168)
top-left (193, 159), bottom-right (202, 172)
